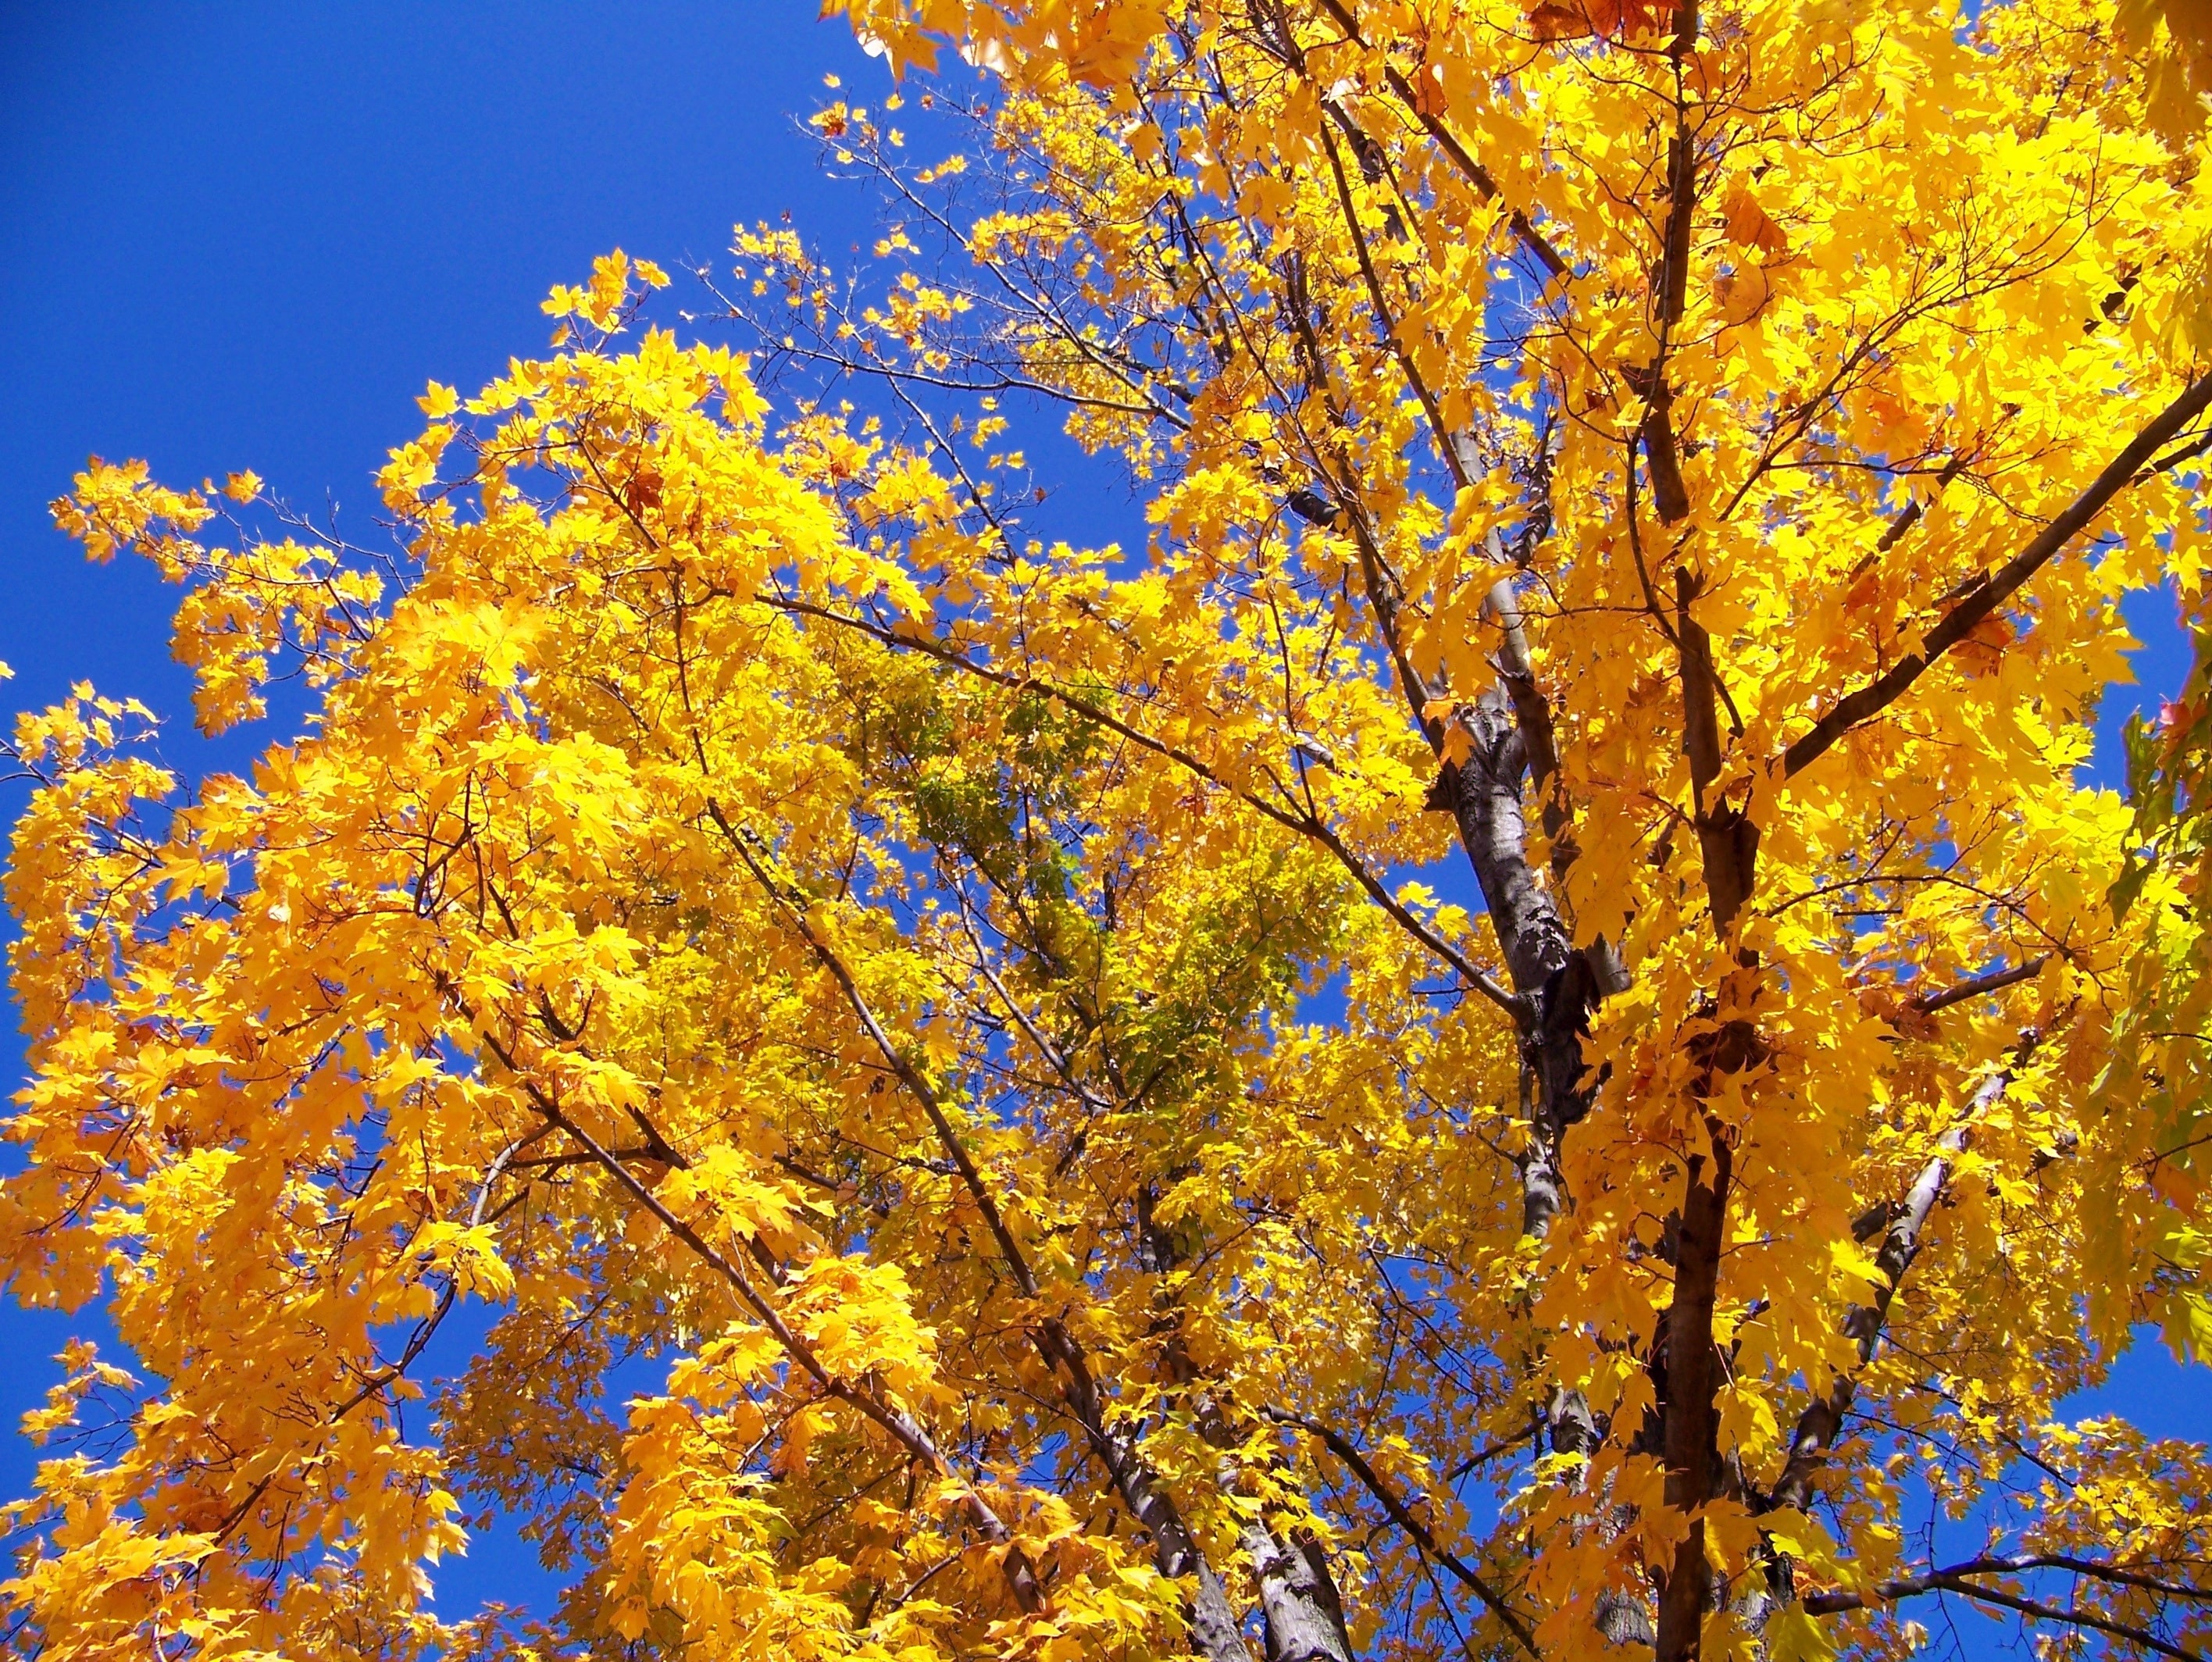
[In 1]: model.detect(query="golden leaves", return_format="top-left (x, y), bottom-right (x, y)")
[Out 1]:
top-left (1719, 186), bottom-right (1789, 259)
top-left (1525, 0), bottom-right (1676, 41)
top-left (540, 247), bottom-right (669, 340)
top-left (12, 0), bottom-right (2212, 1653)
top-left (1950, 612), bottom-right (2015, 677)
top-left (2117, 0), bottom-right (2212, 145)
top-left (49, 456), bottom-right (212, 568)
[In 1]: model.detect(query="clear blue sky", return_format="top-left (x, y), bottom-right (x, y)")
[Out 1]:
top-left (0, 0), bottom-right (887, 1620)
top-left (0, 0), bottom-right (2203, 1641)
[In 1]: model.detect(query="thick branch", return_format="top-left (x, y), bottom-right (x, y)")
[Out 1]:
top-left (1484, 594), bottom-right (1557, 790)
top-left (1654, 1118), bottom-right (1733, 1662)
top-left (1925, 1554), bottom-right (2212, 1603)
top-left (1678, 570), bottom-right (1757, 934)
top-left (1785, 369), bottom-right (2212, 777)
top-left (1909, 956), bottom-right (2048, 1015)
top-left (1433, 694), bottom-right (1592, 1241)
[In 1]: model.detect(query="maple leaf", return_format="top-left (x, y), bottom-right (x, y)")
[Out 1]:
top-left (13, 5), bottom-right (2212, 1661)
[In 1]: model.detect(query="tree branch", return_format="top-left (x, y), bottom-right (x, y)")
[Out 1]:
top-left (1264, 1407), bottom-right (1542, 1658)
top-left (1785, 369), bottom-right (2212, 778)
top-left (762, 590), bottom-right (1519, 1014)
top-left (1909, 955), bottom-right (2048, 1015)
top-left (708, 804), bottom-right (1253, 1662)
top-left (1768, 1054), bottom-right (2025, 1514)
top-left (1309, 0), bottom-right (1569, 280)
top-left (471, 1025), bottom-right (1047, 1611)
top-left (1803, 1564), bottom-right (2205, 1660)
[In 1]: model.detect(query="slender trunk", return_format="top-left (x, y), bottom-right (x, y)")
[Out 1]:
top-left (1060, 1357), bottom-right (1247, 1662)
top-left (1653, 1132), bottom-right (1734, 1662)
top-left (1443, 688), bottom-right (1612, 1465)
top-left (1769, 1064), bottom-right (2015, 1515)
top-left (1143, 1189), bottom-right (1351, 1662)
top-left (1441, 690), bottom-right (1590, 1239)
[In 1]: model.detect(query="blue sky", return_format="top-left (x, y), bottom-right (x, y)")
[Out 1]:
top-left (1, 1), bottom-right (2204, 1646)
top-left (0, 0), bottom-right (887, 1621)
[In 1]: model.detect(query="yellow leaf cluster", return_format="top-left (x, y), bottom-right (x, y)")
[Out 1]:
top-left (9, 2), bottom-right (2212, 1658)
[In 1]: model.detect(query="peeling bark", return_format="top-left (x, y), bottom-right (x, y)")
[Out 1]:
top-left (1243, 1524), bottom-right (1356, 1662)
top-left (1438, 693), bottom-right (1598, 1243)
top-left (1071, 1369), bottom-right (1250, 1662)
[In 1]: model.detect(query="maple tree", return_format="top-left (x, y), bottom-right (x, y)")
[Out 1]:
top-left (9, 2), bottom-right (2212, 1659)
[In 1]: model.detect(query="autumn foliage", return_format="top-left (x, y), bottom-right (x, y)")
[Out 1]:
top-left (8, 2), bottom-right (2212, 1660)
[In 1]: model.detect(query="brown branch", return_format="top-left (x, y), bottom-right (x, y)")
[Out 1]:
top-left (1634, 13), bottom-right (1700, 529)
top-left (1943, 1554), bottom-right (2212, 1603)
top-left (1864, 454), bottom-right (1971, 566)
top-left (1269, 261), bottom-right (1443, 743)
top-left (1654, 1111), bottom-right (1732, 1662)
top-left (472, 1028), bottom-right (1046, 1609)
top-left (1678, 569), bottom-right (1757, 934)
top-left (1908, 955), bottom-right (2047, 1015)
top-left (1785, 369), bottom-right (2212, 778)
top-left (1445, 1419), bottom-right (1541, 1483)
top-left (1315, 112), bottom-right (1468, 492)
top-left (1803, 1565), bottom-right (2204, 1660)
top-left (1310, 0), bottom-right (1569, 279)
top-left (1264, 1407), bottom-right (1542, 1658)
top-left (708, 804), bottom-right (1043, 1300)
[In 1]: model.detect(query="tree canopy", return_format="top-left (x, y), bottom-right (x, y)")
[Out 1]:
top-left (9, 3), bottom-right (2212, 1660)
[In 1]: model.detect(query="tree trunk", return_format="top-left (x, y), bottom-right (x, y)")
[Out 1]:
top-left (1653, 1135), bottom-right (1733, 1662)
top-left (1243, 1523), bottom-right (1356, 1662)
